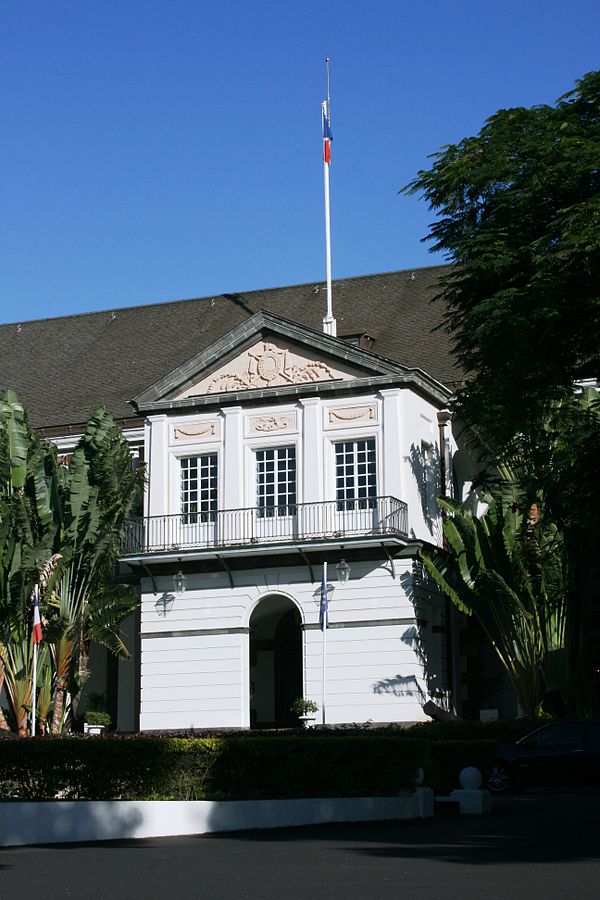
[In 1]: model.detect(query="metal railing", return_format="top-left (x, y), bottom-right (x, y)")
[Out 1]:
top-left (123, 495), bottom-right (408, 556)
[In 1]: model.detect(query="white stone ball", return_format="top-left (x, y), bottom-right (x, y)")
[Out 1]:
top-left (459, 766), bottom-right (483, 790)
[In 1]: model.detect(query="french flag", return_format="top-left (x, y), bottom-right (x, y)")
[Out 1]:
top-left (322, 101), bottom-right (332, 164)
top-left (33, 585), bottom-right (43, 645)
top-left (319, 574), bottom-right (329, 630)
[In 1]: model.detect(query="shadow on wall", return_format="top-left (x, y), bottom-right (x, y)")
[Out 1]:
top-left (372, 672), bottom-right (425, 701)
top-left (0, 802), bottom-right (144, 847)
top-left (408, 442), bottom-right (441, 535)
top-left (154, 592), bottom-right (175, 617)
top-left (371, 564), bottom-right (448, 707)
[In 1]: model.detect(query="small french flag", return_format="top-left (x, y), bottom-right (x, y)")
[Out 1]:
top-left (33, 585), bottom-right (43, 645)
top-left (319, 574), bottom-right (329, 630)
top-left (322, 101), bottom-right (332, 165)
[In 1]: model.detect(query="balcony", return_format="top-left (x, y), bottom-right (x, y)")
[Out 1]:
top-left (123, 495), bottom-right (408, 558)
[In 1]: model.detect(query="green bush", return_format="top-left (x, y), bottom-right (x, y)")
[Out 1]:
top-left (392, 718), bottom-right (541, 743)
top-left (85, 711), bottom-right (112, 727)
top-left (206, 737), bottom-right (427, 800)
top-left (0, 733), bottom-right (505, 801)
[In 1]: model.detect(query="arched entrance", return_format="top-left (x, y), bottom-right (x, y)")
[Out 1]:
top-left (249, 595), bottom-right (302, 728)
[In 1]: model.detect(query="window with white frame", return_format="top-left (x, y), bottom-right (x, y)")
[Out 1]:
top-left (335, 438), bottom-right (377, 509)
top-left (180, 454), bottom-right (218, 524)
top-left (256, 446), bottom-right (296, 516)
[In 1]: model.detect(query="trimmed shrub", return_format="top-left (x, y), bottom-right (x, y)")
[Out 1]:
top-left (0, 733), bottom-right (505, 800)
top-left (391, 718), bottom-right (541, 744)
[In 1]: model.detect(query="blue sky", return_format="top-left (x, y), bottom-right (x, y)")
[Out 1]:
top-left (2, 1), bottom-right (599, 324)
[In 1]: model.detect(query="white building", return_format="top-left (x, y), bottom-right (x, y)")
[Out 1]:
top-left (1, 266), bottom-right (479, 730)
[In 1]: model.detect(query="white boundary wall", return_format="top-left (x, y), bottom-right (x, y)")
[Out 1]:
top-left (0, 790), bottom-right (434, 847)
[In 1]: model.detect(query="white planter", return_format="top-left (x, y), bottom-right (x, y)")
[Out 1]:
top-left (83, 723), bottom-right (107, 736)
top-left (298, 714), bottom-right (317, 729)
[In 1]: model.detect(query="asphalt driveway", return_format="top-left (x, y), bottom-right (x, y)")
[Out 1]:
top-left (1, 790), bottom-right (599, 899)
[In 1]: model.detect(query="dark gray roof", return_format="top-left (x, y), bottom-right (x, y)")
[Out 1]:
top-left (0, 265), bottom-right (461, 431)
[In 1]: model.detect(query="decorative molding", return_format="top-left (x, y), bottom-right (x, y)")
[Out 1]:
top-left (206, 343), bottom-right (336, 394)
top-left (303, 617), bottom-right (416, 631)
top-left (173, 422), bottom-right (218, 442)
top-left (143, 627), bottom-right (250, 639)
top-left (249, 413), bottom-right (296, 434)
top-left (327, 404), bottom-right (376, 426)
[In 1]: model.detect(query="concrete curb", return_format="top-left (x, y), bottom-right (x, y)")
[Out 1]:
top-left (0, 789), bottom-right (434, 847)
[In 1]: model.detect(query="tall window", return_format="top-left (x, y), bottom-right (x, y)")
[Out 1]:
top-left (335, 439), bottom-right (377, 508)
top-left (256, 446), bottom-right (296, 516)
top-left (180, 454), bottom-right (218, 524)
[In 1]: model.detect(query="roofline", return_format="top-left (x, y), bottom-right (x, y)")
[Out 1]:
top-left (131, 309), bottom-right (411, 407)
top-left (135, 372), bottom-right (452, 416)
top-left (0, 263), bottom-right (451, 329)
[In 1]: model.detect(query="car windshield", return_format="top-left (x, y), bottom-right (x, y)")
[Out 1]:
top-left (518, 722), bottom-right (584, 747)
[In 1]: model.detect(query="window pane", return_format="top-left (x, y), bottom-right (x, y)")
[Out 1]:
top-left (256, 446), bottom-right (296, 515)
top-left (334, 439), bottom-right (377, 504)
top-left (181, 454), bottom-right (218, 523)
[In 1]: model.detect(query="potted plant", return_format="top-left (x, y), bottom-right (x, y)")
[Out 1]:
top-left (84, 710), bottom-right (111, 735)
top-left (290, 698), bottom-right (319, 728)
top-left (84, 693), bottom-right (112, 735)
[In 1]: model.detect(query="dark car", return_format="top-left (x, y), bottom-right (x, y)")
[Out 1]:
top-left (487, 720), bottom-right (600, 793)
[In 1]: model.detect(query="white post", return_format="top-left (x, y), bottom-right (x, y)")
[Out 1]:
top-left (31, 644), bottom-right (38, 737)
top-left (323, 151), bottom-right (335, 336)
top-left (31, 585), bottom-right (38, 737)
top-left (321, 60), bottom-right (336, 337)
top-left (321, 560), bottom-right (327, 725)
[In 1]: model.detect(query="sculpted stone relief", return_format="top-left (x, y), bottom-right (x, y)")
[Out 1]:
top-left (248, 413), bottom-right (296, 434)
top-left (175, 338), bottom-right (359, 400)
top-left (328, 405), bottom-right (376, 426)
top-left (206, 343), bottom-right (335, 393)
top-left (173, 422), bottom-right (219, 442)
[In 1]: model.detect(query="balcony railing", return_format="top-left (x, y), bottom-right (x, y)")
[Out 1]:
top-left (123, 495), bottom-right (408, 556)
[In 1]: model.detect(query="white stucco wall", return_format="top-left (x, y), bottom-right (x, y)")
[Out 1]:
top-left (145, 387), bottom-right (457, 544)
top-left (138, 559), bottom-right (443, 730)
top-left (136, 379), bottom-right (457, 731)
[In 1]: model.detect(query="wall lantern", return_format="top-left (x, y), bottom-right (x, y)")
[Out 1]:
top-left (173, 566), bottom-right (187, 594)
top-left (336, 558), bottom-right (351, 583)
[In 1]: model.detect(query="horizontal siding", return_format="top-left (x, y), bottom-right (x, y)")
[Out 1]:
top-left (141, 634), bottom-right (241, 653)
top-left (141, 658), bottom-right (240, 676)
top-left (303, 618), bottom-right (427, 725)
top-left (142, 675), bottom-right (239, 691)
top-left (140, 632), bottom-right (243, 728)
top-left (139, 560), bottom-right (419, 630)
top-left (302, 662), bottom-right (424, 682)
top-left (136, 559), bottom-right (436, 729)
top-left (320, 704), bottom-right (427, 723)
top-left (141, 697), bottom-right (239, 713)
top-left (305, 633), bottom-right (414, 656)
top-left (141, 647), bottom-right (239, 665)
top-left (141, 682), bottom-right (239, 701)
top-left (140, 710), bottom-right (241, 730)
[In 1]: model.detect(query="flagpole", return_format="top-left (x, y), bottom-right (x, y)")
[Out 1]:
top-left (321, 561), bottom-right (327, 725)
top-left (31, 585), bottom-right (38, 737)
top-left (322, 58), bottom-right (336, 337)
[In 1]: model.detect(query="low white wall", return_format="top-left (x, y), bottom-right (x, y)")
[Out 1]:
top-left (0, 790), bottom-right (433, 848)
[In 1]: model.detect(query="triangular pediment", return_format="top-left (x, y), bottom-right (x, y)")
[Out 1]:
top-left (131, 311), bottom-right (408, 412)
top-left (175, 336), bottom-right (363, 399)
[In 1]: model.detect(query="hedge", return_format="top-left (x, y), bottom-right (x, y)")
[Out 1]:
top-left (0, 735), bottom-right (497, 800)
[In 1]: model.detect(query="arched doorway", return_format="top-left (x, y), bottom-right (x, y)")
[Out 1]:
top-left (249, 596), bottom-right (302, 728)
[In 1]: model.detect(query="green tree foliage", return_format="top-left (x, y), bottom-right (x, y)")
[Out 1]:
top-left (48, 406), bottom-right (144, 733)
top-left (421, 471), bottom-right (567, 717)
top-left (0, 392), bottom-right (144, 734)
top-left (406, 72), bottom-right (600, 715)
top-left (422, 389), bottom-right (599, 717)
top-left (0, 391), bottom-right (59, 733)
top-left (404, 70), bottom-right (600, 441)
